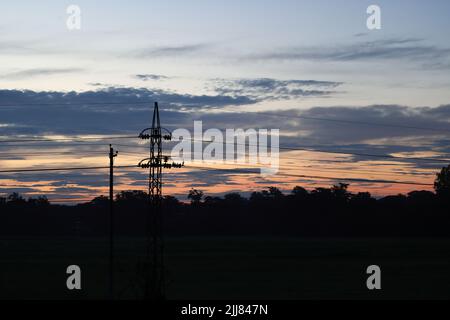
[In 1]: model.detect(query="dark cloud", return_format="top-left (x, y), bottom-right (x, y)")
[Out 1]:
top-left (251, 38), bottom-right (450, 67)
top-left (244, 105), bottom-right (450, 168)
top-left (0, 87), bottom-right (253, 110)
top-left (0, 87), bottom-right (256, 136)
top-left (0, 187), bottom-right (38, 194)
top-left (289, 104), bottom-right (450, 143)
top-left (2, 68), bottom-right (84, 80)
top-left (1, 87), bottom-right (450, 150)
top-left (162, 104), bottom-right (450, 168)
top-left (134, 74), bottom-right (169, 81)
top-left (132, 44), bottom-right (210, 58)
top-left (0, 78), bottom-right (344, 137)
top-left (211, 78), bottom-right (342, 100)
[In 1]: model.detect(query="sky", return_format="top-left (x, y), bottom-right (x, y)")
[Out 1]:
top-left (1, 0), bottom-right (450, 202)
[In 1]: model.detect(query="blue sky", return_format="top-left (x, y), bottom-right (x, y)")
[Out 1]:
top-left (1, 0), bottom-right (450, 106)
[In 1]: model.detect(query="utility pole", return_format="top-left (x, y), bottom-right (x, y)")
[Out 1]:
top-left (138, 102), bottom-right (183, 300)
top-left (109, 144), bottom-right (118, 300)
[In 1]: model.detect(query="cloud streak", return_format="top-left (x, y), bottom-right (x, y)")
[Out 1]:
top-left (2, 68), bottom-right (85, 80)
top-left (134, 74), bottom-right (169, 81)
top-left (132, 44), bottom-right (210, 58)
top-left (211, 78), bottom-right (342, 100)
top-left (250, 38), bottom-right (450, 67)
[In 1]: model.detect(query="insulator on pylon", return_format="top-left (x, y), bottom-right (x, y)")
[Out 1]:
top-left (139, 133), bottom-right (150, 139)
top-left (170, 162), bottom-right (184, 168)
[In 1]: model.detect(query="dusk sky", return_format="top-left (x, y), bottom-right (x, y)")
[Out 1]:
top-left (1, 0), bottom-right (450, 202)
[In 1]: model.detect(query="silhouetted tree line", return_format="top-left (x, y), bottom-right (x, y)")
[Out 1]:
top-left (1, 166), bottom-right (450, 237)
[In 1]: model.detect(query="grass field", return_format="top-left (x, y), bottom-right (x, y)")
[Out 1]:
top-left (1, 237), bottom-right (449, 300)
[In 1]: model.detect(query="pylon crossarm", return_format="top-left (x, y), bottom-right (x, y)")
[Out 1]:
top-left (160, 128), bottom-right (172, 140)
top-left (139, 127), bottom-right (172, 140)
top-left (138, 158), bottom-right (151, 167)
top-left (162, 162), bottom-right (184, 169)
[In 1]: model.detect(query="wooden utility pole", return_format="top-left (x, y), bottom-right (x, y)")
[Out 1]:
top-left (109, 144), bottom-right (118, 299)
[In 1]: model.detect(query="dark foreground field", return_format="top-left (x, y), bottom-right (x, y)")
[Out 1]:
top-left (1, 237), bottom-right (449, 300)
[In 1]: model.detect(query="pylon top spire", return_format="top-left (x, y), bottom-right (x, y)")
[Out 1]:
top-left (152, 102), bottom-right (160, 129)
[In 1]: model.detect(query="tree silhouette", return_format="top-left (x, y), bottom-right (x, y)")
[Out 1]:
top-left (188, 189), bottom-right (204, 205)
top-left (310, 187), bottom-right (333, 202)
top-left (331, 183), bottom-right (351, 202)
top-left (267, 187), bottom-right (283, 199)
top-left (292, 186), bottom-right (308, 198)
top-left (435, 165), bottom-right (450, 198)
top-left (1, 180), bottom-right (450, 238)
top-left (89, 195), bottom-right (109, 206)
top-left (163, 195), bottom-right (180, 207)
top-left (350, 192), bottom-right (374, 205)
top-left (7, 192), bottom-right (26, 205)
top-left (116, 190), bottom-right (148, 203)
top-left (27, 196), bottom-right (49, 207)
top-left (223, 193), bottom-right (246, 207)
top-left (204, 195), bottom-right (222, 206)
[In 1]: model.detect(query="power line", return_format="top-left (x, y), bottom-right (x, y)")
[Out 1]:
top-left (0, 165), bottom-right (137, 173)
top-left (0, 151), bottom-right (108, 158)
top-left (184, 164), bottom-right (434, 187)
top-left (0, 145), bottom-right (450, 172)
top-left (0, 158), bottom-right (435, 180)
top-left (0, 162), bottom-right (435, 187)
top-left (186, 138), bottom-right (450, 163)
top-left (0, 135), bottom-right (137, 143)
top-left (0, 101), bottom-right (154, 107)
top-left (247, 111), bottom-right (450, 133)
top-left (1, 99), bottom-right (449, 133)
top-left (1, 100), bottom-right (449, 133)
top-left (1, 133), bottom-right (449, 163)
top-left (44, 199), bottom-right (92, 203)
top-left (273, 163), bottom-right (435, 178)
top-left (162, 151), bottom-right (438, 177)
top-left (278, 145), bottom-right (450, 163)
top-left (0, 142), bottom-right (439, 177)
top-left (90, 136), bottom-right (449, 164)
top-left (95, 148), bottom-right (449, 172)
top-left (0, 142), bottom-right (119, 148)
top-left (184, 163), bottom-right (434, 179)
top-left (0, 151), bottom-right (437, 178)
top-left (40, 136), bottom-right (450, 164)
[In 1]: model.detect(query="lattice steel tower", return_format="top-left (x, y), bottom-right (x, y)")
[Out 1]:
top-left (138, 102), bottom-right (183, 300)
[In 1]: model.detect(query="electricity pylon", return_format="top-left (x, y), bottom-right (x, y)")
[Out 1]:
top-left (138, 102), bottom-right (183, 300)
